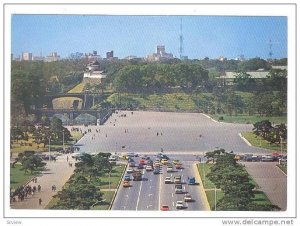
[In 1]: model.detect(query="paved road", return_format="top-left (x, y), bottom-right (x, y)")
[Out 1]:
top-left (10, 154), bottom-right (75, 209)
top-left (75, 111), bottom-right (269, 154)
top-left (112, 154), bottom-right (209, 211)
top-left (244, 162), bottom-right (287, 210)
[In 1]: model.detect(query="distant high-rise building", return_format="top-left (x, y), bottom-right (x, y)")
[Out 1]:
top-left (106, 50), bottom-right (114, 59)
top-left (146, 45), bottom-right (173, 62)
top-left (44, 52), bottom-right (60, 62)
top-left (21, 52), bottom-right (33, 61)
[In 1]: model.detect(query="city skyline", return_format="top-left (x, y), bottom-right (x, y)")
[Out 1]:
top-left (12, 15), bottom-right (287, 60)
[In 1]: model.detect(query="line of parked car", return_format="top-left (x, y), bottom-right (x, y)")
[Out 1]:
top-left (235, 153), bottom-right (287, 162)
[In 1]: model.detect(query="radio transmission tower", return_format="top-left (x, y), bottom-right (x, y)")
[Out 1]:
top-left (179, 18), bottom-right (184, 59)
top-left (268, 39), bottom-right (273, 59)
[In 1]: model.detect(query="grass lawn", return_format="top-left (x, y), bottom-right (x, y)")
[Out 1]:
top-left (91, 191), bottom-right (115, 210)
top-left (197, 163), bottom-right (215, 189)
top-left (94, 164), bottom-right (126, 189)
top-left (277, 164), bottom-right (287, 174)
top-left (211, 114), bottom-right (287, 124)
top-left (206, 190), bottom-right (224, 211)
top-left (10, 164), bottom-right (41, 189)
top-left (252, 190), bottom-right (272, 205)
top-left (67, 82), bottom-right (85, 93)
top-left (241, 132), bottom-right (287, 153)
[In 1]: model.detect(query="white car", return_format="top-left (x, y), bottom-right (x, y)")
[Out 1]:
top-left (164, 177), bottom-right (172, 184)
top-left (126, 168), bottom-right (134, 173)
top-left (167, 166), bottom-right (173, 172)
top-left (145, 165), bottom-right (153, 171)
top-left (176, 201), bottom-right (184, 209)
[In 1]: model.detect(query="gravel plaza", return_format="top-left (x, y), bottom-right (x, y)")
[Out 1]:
top-left (75, 111), bottom-right (269, 155)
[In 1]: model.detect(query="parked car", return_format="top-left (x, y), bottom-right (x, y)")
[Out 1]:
top-left (261, 155), bottom-right (274, 162)
top-left (161, 159), bottom-right (169, 165)
top-left (109, 155), bottom-right (118, 161)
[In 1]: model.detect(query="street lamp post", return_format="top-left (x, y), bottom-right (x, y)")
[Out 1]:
top-left (280, 136), bottom-right (283, 156)
top-left (62, 130), bottom-right (65, 152)
top-left (214, 186), bottom-right (217, 211)
top-left (48, 136), bottom-right (51, 161)
top-left (109, 171), bottom-right (111, 191)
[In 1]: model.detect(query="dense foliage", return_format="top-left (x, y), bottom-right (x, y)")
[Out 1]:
top-left (205, 149), bottom-right (280, 211)
top-left (50, 153), bottom-right (113, 210)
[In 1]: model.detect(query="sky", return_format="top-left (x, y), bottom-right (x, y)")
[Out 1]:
top-left (12, 15), bottom-right (287, 60)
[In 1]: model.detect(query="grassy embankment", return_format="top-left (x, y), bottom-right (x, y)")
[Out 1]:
top-left (241, 132), bottom-right (287, 153)
top-left (197, 163), bottom-right (272, 210)
top-left (107, 92), bottom-right (286, 124)
top-left (46, 164), bottom-right (126, 210)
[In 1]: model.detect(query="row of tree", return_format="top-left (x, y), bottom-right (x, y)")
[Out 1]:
top-left (11, 117), bottom-right (72, 148)
top-left (205, 149), bottom-right (280, 211)
top-left (50, 153), bottom-right (113, 210)
top-left (253, 120), bottom-right (287, 144)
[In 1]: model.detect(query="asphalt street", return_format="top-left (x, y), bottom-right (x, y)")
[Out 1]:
top-left (112, 154), bottom-right (209, 211)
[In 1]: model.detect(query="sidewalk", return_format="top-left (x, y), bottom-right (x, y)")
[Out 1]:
top-left (10, 154), bottom-right (75, 209)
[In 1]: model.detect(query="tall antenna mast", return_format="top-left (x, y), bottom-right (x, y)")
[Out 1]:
top-left (179, 18), bottom-right (184, 59)
top-left (268, 39), bottom-right (273, 59)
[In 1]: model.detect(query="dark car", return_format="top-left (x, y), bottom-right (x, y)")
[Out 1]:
top-left (137, 164), bottom-right (144, 169)
top-left (153, 168), bottom-right (160, 175)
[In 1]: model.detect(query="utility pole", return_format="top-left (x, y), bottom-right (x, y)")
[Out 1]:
top-left (48, 136), bottom-right (51, 161)
top-left (214, 186), bottom-right (217, 211)
top-left (62, 130), bottom-right (65, 152)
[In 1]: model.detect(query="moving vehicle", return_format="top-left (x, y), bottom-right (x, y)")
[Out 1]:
top-left (173, 159), bottom-right (180, 164)
top-left (153, 168), bottom-right (160, 175)
top-left (161, 159), bottom-right (169, 165)
top-left (176, 201), bottom-right (184, 209)
top-left (175, 163), bottom-right (183, 169)
top-left (126, 168), bottom-right (134, 173)
top-left (187, 177), bottom-right (196, 185)
top-left (132, 170), bottom-right (142, 181)
top-left (167, 165), bottom-right (173, 172)
top-left (175, 184), bottom-right (183, 194)
top-left (164, 177), bottom-right (172, 184)
top-left (160, 205), bottom-right (169, 211)
top-left (174, 176), bottom-right (182, 184)
top-left (123, 181), bottom-right (131, 188)
top-left (146, 165), bottom-right (153, 171)
top-left (184, 193), bottom-right (193, 202)
top-left (124, 175), bottom-right (131, 181)
top-left (129, 162), bottom-right (136, 167)
top-left (137, 164), bottom-right (144, 169)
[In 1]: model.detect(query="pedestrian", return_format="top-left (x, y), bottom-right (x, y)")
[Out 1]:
top-left (38, 185), bottom-right (41, 192)
top-left (35, 177), bottom-right (37, 183)
top-left (39, 198), bottom-right (42, 205)
top-left (67, 156), bottom-right (69, 162)
top-left (53, 185), bottom-right (56, 191)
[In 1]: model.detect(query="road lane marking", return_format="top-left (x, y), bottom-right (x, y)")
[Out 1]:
top-left (158, 169), bottom-right (162, 210)
top-left (172, 201), bottom-right (174, 206)
top-left (172, 193), bottom-right (174, 197)
top-left (135, 169), bottom-right (145, 210)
